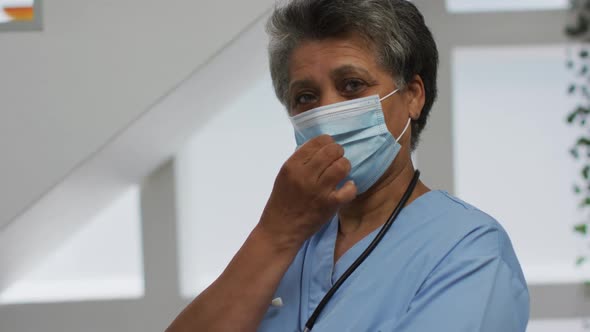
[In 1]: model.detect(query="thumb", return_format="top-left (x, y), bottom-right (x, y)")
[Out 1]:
top-left (331, 180), bottom-right (357, 205)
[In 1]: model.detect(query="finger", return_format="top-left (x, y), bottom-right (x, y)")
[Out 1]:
top-left (329, 180), bottom-right (357, 205)
top-left (305, 134), bottom-right (334, 150)
top-left (291, 135), bottom-right (334, 163)
top-left (318, 157), bottom-right (351, 188)
top-left (307, 143), bottom-right (345, 179)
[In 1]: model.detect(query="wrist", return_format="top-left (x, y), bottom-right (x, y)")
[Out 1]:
top-left (252, 222), bottom-right (304, 257)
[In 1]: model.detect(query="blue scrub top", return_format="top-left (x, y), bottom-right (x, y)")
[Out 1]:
top-left (259, 190), bottom-right (529, 332)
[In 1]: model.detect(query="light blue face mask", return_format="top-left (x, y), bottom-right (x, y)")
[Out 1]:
top-left (290, 89), bottom-right (410, 194)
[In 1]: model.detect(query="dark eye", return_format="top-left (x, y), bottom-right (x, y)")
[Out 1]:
top-left (342, 79), bottom-right (367, 94)
top-left (294, 92), bottom-right (317, 106)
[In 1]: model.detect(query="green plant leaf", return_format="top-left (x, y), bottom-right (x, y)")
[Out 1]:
top-left (575, 223), bottom-right (588, 235)
top-left (582, 50), bottom-right (589, 58)
top-left (582, 66), bottom-right (589, 75)
top-left (567, 107), bottom-right (590, 124)
top-left (581, 197), bottom-right (590, 207)
top-left (575, 185), bottom-right (582, 194)
top-left (571, 147), bottom-right (580, 159)
top-left (576, 137), bottom-right (590, 147)
top-left (582, 165), bottom-right (590, 179)
top-left (576, 256), bottom-right (587, 266)
top-left (569, 84), bottom-right (577, 94)
top-left (567, 111), bottom-right (577, 123)
top-left (566, 15), bottom-right (590, 37)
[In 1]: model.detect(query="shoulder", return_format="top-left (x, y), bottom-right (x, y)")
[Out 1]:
top-left (417, 191), bottom-right (526, 285)
top-left (394, 192), bottom-right (530, 331)
top-left (432, 191), bottom-right (514, 254)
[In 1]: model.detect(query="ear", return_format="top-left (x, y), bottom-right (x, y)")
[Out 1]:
top-left (404, 75), bottom-right (426, 120)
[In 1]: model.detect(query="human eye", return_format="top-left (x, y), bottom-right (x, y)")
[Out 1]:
top-left (341, 78), bottom-right (367, 95)
top-left (293, 92), bottom-right (318, 107)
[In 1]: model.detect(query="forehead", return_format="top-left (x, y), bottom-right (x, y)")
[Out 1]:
top-left (288, 34), bottom-right (380, 81)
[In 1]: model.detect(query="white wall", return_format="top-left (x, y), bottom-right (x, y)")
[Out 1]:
top-left (0, 0), bottom-right (277, 293)
top-left (0, 1), bottom-right (586, 331)
top-left (0, 187), bottom-right (144, 304)
top-left (175, 77), bottom-right (294, 297)
top-left (0, 163), bottom-right (187, 332)
top-left (446, 0), bottom-right (567, 12)
top-left (452, 45), bottom-right (587, 284)
top-left (0, 0), bottom-right (274, 230)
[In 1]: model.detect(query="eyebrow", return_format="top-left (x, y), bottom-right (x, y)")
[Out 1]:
top-left (288, 78), bottom-right (317, 96)
top-left (330, 65), bottom-right (375, 81)
top-left (288, 65), bottom-right (375, 94)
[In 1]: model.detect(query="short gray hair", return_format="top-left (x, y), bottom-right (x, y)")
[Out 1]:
top-left (266, 0), bottom-right (438, 149)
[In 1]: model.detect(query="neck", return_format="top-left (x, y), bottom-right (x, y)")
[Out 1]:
top-left (337, 154), bottom-right (429, 236)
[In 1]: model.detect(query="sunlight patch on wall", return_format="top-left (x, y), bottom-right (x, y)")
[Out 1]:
top-left (0, 187), bottom-right (144, 304)
top-left (452, 45), bottom-right (588, 284)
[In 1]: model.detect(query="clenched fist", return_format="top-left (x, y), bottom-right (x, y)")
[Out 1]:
top-left (258, 135), bottom-right (357, 251)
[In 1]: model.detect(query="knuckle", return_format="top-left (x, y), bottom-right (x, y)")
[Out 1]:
top-left (334, 144), bottom-right (345, 157)
top-left (279, 162), bottom-right (294, 178)
top-left (322, 159), bottom-right (347, 182)
top-left (315, 134), bottom-right (334, 146)
top-left (334, 159), bottom-right (349, 177)
top-left (342, 158), bottom-right (351, 172)
top-left (324, 143), bottom-right (344, 160)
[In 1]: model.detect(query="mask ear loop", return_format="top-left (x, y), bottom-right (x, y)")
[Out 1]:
top-left (379, 88), bottom-right (411, 143)
top-left (396, 118), bottom-right (411, 143)
top-left (380, 88), bottom-right (400, 102)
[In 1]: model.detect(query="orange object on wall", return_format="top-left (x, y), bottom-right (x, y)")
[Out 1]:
top-left (4, 6), bottom-right (34, 21)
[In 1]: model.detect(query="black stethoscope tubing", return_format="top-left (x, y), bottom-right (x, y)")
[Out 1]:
top-left (303, 170), bottom-right (421, 332)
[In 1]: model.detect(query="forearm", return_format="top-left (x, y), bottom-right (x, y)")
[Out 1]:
top-left (166, 225), bottom-right (300, 332)
top-left (167, 135), bottom-right (355, 331)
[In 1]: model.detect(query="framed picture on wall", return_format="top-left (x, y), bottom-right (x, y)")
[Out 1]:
top-left (0, 0), bottom-right (42, 32)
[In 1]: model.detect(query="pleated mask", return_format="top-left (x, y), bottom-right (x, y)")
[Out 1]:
top-left (290, 89), bottom-right (410, 194)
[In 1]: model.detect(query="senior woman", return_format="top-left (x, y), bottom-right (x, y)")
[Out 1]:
top-left (168, 0), bottom-right (529, 331)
